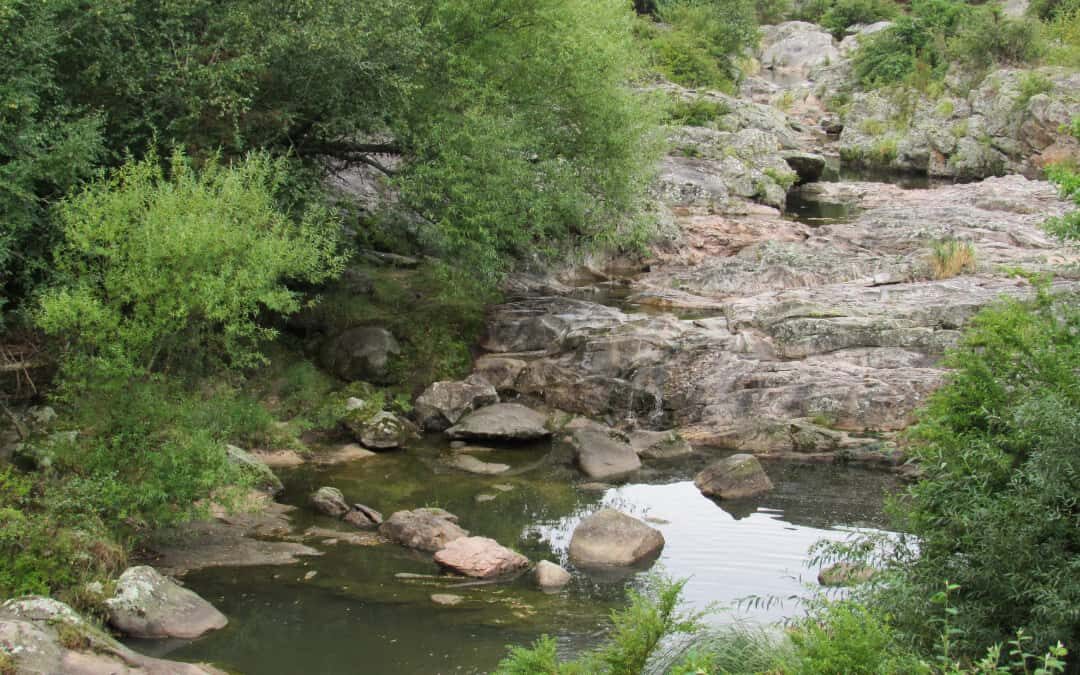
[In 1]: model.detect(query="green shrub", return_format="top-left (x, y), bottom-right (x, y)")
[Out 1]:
top-left (820, 0), bottom-right (899, 39)
top-left (786, 601), bottom-right (928, 674)
top-left (667, 97), bottom-right (731, 126)
top-left (948, 9), bottom-right (1045, 72)
top-left (37, 151), bottom-right (345, 375)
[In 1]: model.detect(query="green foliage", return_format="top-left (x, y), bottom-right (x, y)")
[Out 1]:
top-left (1044, 4), bottom-right (1080, 66)
top-left (949, 10), bottom-right (1045, 73)
top-left (820, 0), bottom-right (900, 39)
top-left (1044, 119), bottom-right (1080, 242)
top-left (786, 600), bottom-right (929, 674)
top-left (638, 0), bottom-right (759, 92)
top-left (667, 97), bottom-right (731, 127)
top-left (1016, 73), bottom-right (1055, 109)
top-left (37, 151), bottom-right (345, 374)
top-left (755, 0), bottom-right (792, 23)
top-left (494, 576), bottom-right (704, 674)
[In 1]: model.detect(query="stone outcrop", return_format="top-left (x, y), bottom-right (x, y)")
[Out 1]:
top-left (433, 536), bottom-right (529, 578)
top-left (695, 454), bottom-right (774, 499)
top-left (568, 509), bottom-right (665, 568)
top-left (445, 403), bottom-right (551, 441)
top-left (379, 508), bottom-right (469, 552)
top-left (105, 566), bottom-right (227, 639)
top-left (415, 378), bottom-right (499, 431)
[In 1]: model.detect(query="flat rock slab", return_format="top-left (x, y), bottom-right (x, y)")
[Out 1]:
top-left (106, 566), bottom-right (227, 639)
top-left (695, 454), bottom-right (774, 499)
top-left (571, 426), bottom-right (641, 480)
top-left (568, 508), bottom-right (665, 568)
top-left (379, 508), bottom-right (469, 552)
top-left (446, 403), bottom-right (552, 441)
top-left (447, 454), bottom-right (510, 475)
top-left (434, 536), bottom-right (530, 579)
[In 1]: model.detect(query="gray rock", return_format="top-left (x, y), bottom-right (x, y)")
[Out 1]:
top-left (434, 536), bottom-right (530, 578)
top-left (379, 508), bottom-right (469, 552)
top-left (447, 454), bottom-right (510, 475)
top-left (415, 378), bottom-right (499, 431)
top-left (226, 444), bottom-right (283, 496)
top-left (310, 487), bottom-right (350, 518)
top-left (446, 403), bottom-right (551, 441)
top-left (343, 504), bottom-right (383, 529)
top-left (628, 430), bottom-right (693, 460)
top-left (568, 508), bottom-right (665, 567)
top-left (320, 326), bottom-right (400, 383)
top-left (695, 454), bottom-right (774, 499)
top-left (534, 560), bottom-right (572, 590)
top-left (570, 425), bottom-right (641, 480)
top-left (782, 152), bottom-right (827, 183)
top-left (105, 566), bottom-right (227, 639)
top-left (349, 410), bottom-right (413, 450)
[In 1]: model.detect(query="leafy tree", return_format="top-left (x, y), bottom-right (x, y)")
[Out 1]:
top-left (37, 151), bottom-right (345, 374)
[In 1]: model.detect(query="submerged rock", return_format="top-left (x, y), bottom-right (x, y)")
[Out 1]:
top-left (695, 454), bottom-right (774, 499)
top-left (447, 454), bottom-right (510, 475)
top-left (320, 326), bottom-right (400, 383)
top-left (310, 487), bottom-right (350, 518)
top-left (570, 425), bottom-right (641, 480)
top-left (534, 560), bottom-right (572, 590)
top-left (445, 403), bottom-right (551, 441)
top-left (379, 508), bottom-right (469, 552)
top-left (434, 536), bottom-right (530, 579)
top-left (415, 378), bottom-right (499, 431)
top-left (568, 508), bottom-right (665, 568)
top-left (105, 566), bottom-right (228, 639)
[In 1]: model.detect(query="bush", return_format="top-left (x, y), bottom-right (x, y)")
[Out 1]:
top-left (928, 239), bottom-right (977, 279)
top-left (820, 0), bottom-right (900, 38)
top-left (948, 9), bottom-right (1045, 72)
top-left (667, 97), bottom-right (731, 126)
top-left (37, 151), bottom-right (345, 375)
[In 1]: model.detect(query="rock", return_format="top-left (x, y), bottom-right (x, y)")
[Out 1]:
top-left (445, 403), bottom-right (552, 441)
top-left (431, 594), bottom-right (464, 606)
top-left (320, 326), bottom-right (400, 383)
top-left (759, 22), bottom-right (840, 77)
top-left (450, 440), bottom-right (467, 449)
top-left (105, 566), bottom-right (228, 639)
top-left (568, 509), bottom-right (665, 568)
top-left (628, 430), bottom-right (693, 460)
top-left (534, 560), bottom-right (571, 590)
top-left (343, 504), bottom-right (383, 529)
top-left (250, 449), bottom-right (305, 468)
top-left (434, 536), bottom-right (530, 579)
top-left (313, 443), bottom-right (377, 464)
top-left (379, 508), bottom-right (469, 552)
top-left (415, 379), bottom-right (499, 431)
top-left (782, 151), bottom-right (827, 183)
top-left (475, 493), bottom-right (497, 503)
top-left (0, 596), bottom-right (224, 675)
top-left (310, 487), bottom-right (350, 518)
top-left (818, 562), bottom-right (876, 586)
top-left (472, 356), bottom-right (527, 392)
top-left (570, 425), bottom-right (641, 480)
top-left (226, 444), bottom-right (283, 496)
top-left (695, 454), bottom-right (774, 499)
top-left (447, 454), bottom-right (510, 475)
top-left (345, 397), bottom-right (366, 411)
top-left (349, 410), bottom-right (413, 450)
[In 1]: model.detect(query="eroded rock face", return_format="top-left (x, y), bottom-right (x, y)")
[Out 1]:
top-left (105, 566), bottom-right (228, 639)
top-left (445, 403), bottom-right (551, 441)
top-left (379, 508), bottom-right (468, 552)
top-left (695, 454), bottom-right (774, 499)
top-left (570, 425), bottom-right (641, 480)
top-left (320, 326), bottom-right (400, 383)
top-left (415, 378), bottom-right (499, 431)
top-left (568, 509), bottom-right (665, 568)
top-left (433, 536), bottom-right (529, 578)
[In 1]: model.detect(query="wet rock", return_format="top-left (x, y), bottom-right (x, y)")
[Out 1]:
top-left (434, 536), bottom-right (530, 579)
top-left (431, 593), bottom-right (464, 606)
top-left (415, 378), bottom-right (499, 431)
top-left (226, 444), bottom-right (283, 496)
top-left (818, 562), bottom-right (876, 586)
top-left (0, 596), bottom-right (224, 675)
top-left (310, 487), bottom-right (350, 518)
top-left (568, 508), bottom-right (665, 568)
top-left (628, 430), bottom-right (693, 460)
top-left (695, 454), bottom-right (774, 499)
top-left (570, 425), bottom-right (641, 480)
top-left (534, 561), bottom-right (572, 590)
top-left (447, 454), bottom-right (510, 475)
top-left (379, 508), bottom-right (469, 552)
top-left (349, 410), bottom-right (413, 450)
top-left (320, 326), bottom-right (400, 383)
top-left (105, 566), bottom-right (227, 639)
top-left (343, 504), bottom-right (383, 529)
top-left (446, 403), bottom-right (552, 442)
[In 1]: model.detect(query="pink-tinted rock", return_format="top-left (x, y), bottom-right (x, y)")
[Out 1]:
top-left (433, 537), bottom-right (529, 579)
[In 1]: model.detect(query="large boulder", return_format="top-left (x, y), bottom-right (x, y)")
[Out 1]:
top-left (445, 403), bottom-right (552, 442)
top-left (433, 536), bottom-right (530, 579)
top-left (379, 508), bottom-right (469, 552)
top-left (347, 411), bottom-right (414, 450)
top-left (0, 596), bottom-right (223, 675)
top-left (320, 326), bottom-right (400, 383)
top-left (568, 509), bottom-right (665, 568)
top-left (570, 426), bottom-right (641, 480)
top-left (694, 454), bottom-right (774, 499)
top-left (226, 444), bottom-right (284, 497)
top-left (105, 566), bottom-right (228, 639)
top-left (628, 430), bottom-right (693, 460)
top-left (415, 378), bottom-right (499, 431)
